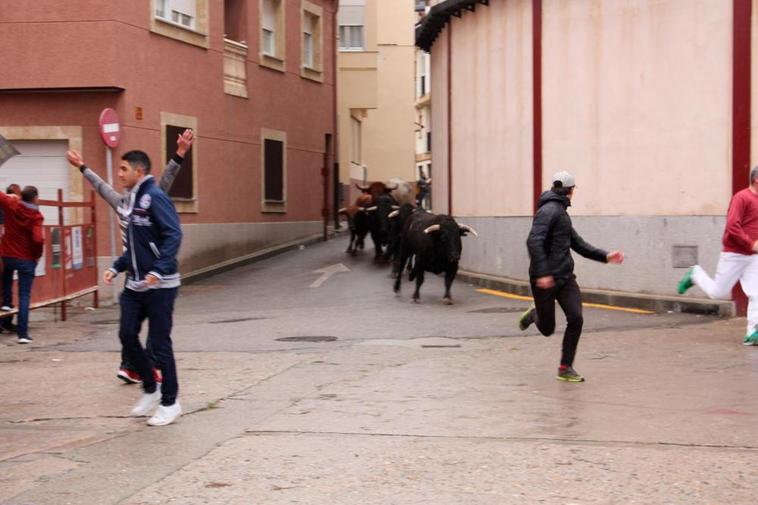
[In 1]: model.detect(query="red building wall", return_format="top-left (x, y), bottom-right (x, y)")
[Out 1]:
top-left (0, 0), bottom-right (337, 274)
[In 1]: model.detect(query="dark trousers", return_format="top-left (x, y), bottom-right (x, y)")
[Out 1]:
top-left (120, 328), bottom-right (156, 371)
top-left (119, 287), bottom-right (179, 406)
top-left (2, 257), bottom-right (37, 338)
top-left (530, 275), bottom-right (584, 367)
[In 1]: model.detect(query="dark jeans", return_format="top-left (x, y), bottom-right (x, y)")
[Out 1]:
top-left (120, 327), bottom-right (156, 372)
top-left (119, 287), bottom-right (179, 406)
top-left (530, 275), bottom-right (584, 367)
top-left (2, 257), bottom-right (37, 338)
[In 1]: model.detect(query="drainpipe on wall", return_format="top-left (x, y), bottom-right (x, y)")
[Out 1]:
top-left (731, 0), bottom-right (752, 315)
top-left (532, 0), bottom-right (542, 214)
top-left (332, 2), bottom-right (341, 231)
top-left (447, 20), bottom-right (453, 216)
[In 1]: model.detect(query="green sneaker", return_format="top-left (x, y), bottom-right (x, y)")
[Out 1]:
top-left (677, 267), bottom-right (695, 294)
top-left (743, 329), bottom-right (758, 346)
top-left (518, 305), bottom-right (535, 331)
top-left (556, 365), bottom-right (584, 382)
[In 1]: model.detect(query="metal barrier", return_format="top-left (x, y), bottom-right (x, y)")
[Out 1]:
top-left (0, 189), bottom-right (99, 321)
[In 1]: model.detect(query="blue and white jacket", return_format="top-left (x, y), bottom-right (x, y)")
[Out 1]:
top-left (109, 175), bottom-right (182, 291)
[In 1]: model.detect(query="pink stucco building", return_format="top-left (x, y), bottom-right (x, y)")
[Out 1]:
top-left (417, 0), bottom-right (758, 309)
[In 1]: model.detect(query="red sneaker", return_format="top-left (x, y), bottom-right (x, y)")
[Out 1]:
top-left (153, 368), bottom-right (163, 383)
top-left (117, 368), bottom-right (142, 384)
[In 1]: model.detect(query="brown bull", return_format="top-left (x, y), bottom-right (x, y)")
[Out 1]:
top-left (354, 181), bottom-right (401, 260)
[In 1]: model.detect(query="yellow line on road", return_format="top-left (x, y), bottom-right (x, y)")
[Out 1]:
top-left (476, 288), bottom-right (655, 315)
top-left (477, 288), bottom-right (532, 301)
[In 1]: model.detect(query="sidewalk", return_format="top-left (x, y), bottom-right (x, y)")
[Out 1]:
top-left (1, 304), bottom-right (757, 504)
top-left (459, 269), bottom-right (735, 316)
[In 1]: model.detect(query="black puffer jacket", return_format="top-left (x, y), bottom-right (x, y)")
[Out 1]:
top-left (526, 190), bottom-right (608, 279)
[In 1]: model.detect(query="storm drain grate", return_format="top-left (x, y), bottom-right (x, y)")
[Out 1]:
top-left (468, 307), bottom-right (524, 314)
top-left (209, 317), bottom-right (269, 324)
top-left (275, 336), bottom-right (338, 343)
top-left (421, 344), bottom-right (461, 348)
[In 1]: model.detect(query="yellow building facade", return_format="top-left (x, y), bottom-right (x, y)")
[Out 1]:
top-left (337, 0), bottom-right (417, 203)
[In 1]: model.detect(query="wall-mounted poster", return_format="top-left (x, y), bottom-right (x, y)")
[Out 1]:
top-left (64, 230), bottom-right (72, 270)
top-left (51, 228), bottom-right (61, 269)
top-left (72, 226), bottom-right (83, 270)
top-left (35, 249), bottom-right (45, 277)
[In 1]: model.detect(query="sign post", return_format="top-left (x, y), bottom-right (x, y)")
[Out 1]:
top-left (98, 108), bottom-right (121, 304)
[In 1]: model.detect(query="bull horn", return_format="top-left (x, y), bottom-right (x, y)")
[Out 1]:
top-left (392, 205), bottom-right (400, 209)
top-left (338, 207), bottom-right (347, 215)
top-left (386, 183), bottom-right (398, 190)
top-left (388, 210), bottom-right (400, 218)
top-left (355, 183), bottom-right (369, 191)
top-left (365, 206), bottom-right (377, 212)
top-left (459, 224), bottom-right (479, 237)
top-left (424, 224), bottom-right (441, 234)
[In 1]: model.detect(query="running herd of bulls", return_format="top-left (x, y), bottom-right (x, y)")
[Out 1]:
top-left (338, 180), bottom-right (478, 304)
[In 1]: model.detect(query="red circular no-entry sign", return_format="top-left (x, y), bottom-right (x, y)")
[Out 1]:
top-left (98, 108), bottom-right (121, 148)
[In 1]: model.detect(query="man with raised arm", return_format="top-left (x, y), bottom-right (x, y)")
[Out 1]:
top-left (66, 129), bottom-right (193, 383)
top-left (105, 149), bottom-right (183, 426)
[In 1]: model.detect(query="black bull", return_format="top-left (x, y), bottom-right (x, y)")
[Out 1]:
top-left (355, 182), bottom-right (399, 261)
top-left (392, 211), bottom-right (478, 304)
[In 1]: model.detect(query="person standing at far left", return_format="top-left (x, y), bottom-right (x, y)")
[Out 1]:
top-left (0, 186), bottom-right (44, 344)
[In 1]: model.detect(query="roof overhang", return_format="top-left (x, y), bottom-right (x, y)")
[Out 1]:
top-left (415, 0), bottom-right (489, 52)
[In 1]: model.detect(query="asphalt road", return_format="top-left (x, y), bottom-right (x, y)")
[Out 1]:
top-left (56, 237), bottom-right (715, 354)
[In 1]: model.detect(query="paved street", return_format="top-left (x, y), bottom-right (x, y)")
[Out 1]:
top-left (1, 237), bottom-right (757, 504)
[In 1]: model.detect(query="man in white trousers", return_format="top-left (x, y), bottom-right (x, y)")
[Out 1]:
top-left (678, 165), bottom-right (758, 345)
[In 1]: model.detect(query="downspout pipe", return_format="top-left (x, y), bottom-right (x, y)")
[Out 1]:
top-left (332, 1), bottom-right (340, 230)
top-left (447, 21), bottom-right (453, 215)
top-left (731, 0), bottom-right (752, 315)
top-left (532, 0), bottom-right (542, 213)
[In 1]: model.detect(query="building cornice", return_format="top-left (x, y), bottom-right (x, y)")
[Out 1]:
top-left (0, 86), bottom-right (124, 95)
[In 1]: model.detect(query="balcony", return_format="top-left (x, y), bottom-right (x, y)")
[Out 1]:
top-left (223, 38), bottom-right (248, 98)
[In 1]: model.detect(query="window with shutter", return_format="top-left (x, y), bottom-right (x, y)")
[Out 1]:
top-left (303, 13), bottom-right (315, 68)
top-left (261, 129), bottom-right (287, 212)
top-left (262, 0), bottom-right (278, 55)
top-left (155, 0), bottom-right (197, 29)
top-left (264, 139), bottom-right (284, 202)
top-left (300, 1), bottom-right (323, 81)
top-left (338, 0), bottom-right (365, 51)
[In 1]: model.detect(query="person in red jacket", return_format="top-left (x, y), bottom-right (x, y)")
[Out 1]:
top-left (0, 184), bottom-right (22, 332)
top-left (679, 166), bottom-right (758, 345)
top-left (0, 186), bottom-right (44, 343)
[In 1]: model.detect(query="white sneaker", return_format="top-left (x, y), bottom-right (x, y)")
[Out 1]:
top-left (147, 401), bottom-right (181, 426)
top-left (129, 385), bottom-right (161, 417)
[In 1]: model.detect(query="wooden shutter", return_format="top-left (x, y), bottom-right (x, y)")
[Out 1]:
top-left (264, 138), bottom-right (283, 201)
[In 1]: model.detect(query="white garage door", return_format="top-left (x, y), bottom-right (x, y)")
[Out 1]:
top-left (1, 140), bottom-right (71, 225)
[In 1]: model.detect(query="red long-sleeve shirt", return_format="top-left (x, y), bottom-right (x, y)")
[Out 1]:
top-left (723, 188), bottom-right (758, 255)
top-left (0, 193), bottom-right (44, 261)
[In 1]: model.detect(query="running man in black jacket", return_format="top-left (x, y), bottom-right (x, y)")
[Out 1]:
top-left (519, 171), bottom-right (624, 382)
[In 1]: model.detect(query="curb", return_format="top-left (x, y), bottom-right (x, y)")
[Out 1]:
top-left (182, 232), bottom-right (333, 285)
top-left (458, 270), bottom-right (735, 317)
